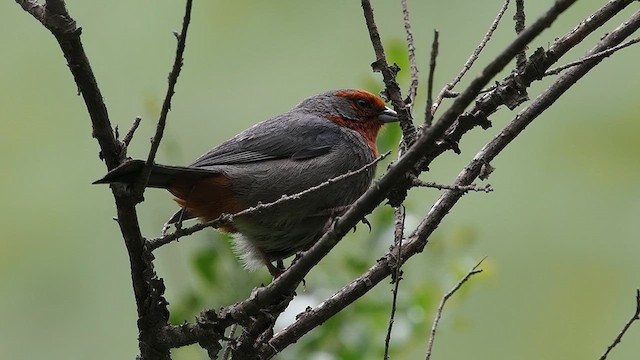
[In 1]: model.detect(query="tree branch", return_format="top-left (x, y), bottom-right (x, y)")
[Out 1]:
top-left (411, 7), bottom-right (640, 252)
top-left (425, 258), bottom-right (485, 360)
top-left (17, 0), bottom-right (639, 357)
top-left (136, 0), bottom-right (194, 198)
top-left (15, 0), bottom-right (45, 25)
top-left (253, 2), bottom-right (578, 355)
top-left (14, 1), bottom-right (200, 358)
top-left (401, 0), bottom-right (419, 105)
top-left (411, 178), bottom-right (493, 193)
top-left (122, 116), bottom-right (143, 148)
top-left (383, 206), bottom-right (406, 359)
top-left (418, 0), bottom-right (635, 164)
top-left (599, 290), bottom-right (640, 360)
top-left (431, 0), bottom-right (511, 117)
top-left (424, 30), bottom-right (439, 126)
top-left (514, 0), bottom-right (527, 73)
top-left (544, 37), bottom-right (640, 76)
top-left (258, 5), bottom-right (640, 355)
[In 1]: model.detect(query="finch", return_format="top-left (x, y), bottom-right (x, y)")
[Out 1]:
top-left (95, 89), bottom-right (398, 275)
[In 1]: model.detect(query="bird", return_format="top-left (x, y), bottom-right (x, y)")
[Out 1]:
top-left (94, 89), bottom-right (398, 276)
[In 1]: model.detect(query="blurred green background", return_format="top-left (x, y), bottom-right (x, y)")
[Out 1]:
top-left (2, 0), bottom-right (639, 359)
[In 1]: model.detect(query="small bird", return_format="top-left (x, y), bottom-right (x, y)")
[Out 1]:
top-left (95, 89), bottom-right (398, 276)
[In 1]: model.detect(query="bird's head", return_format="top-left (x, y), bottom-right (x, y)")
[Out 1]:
top-left (297, 89), bottom-right (399, 155)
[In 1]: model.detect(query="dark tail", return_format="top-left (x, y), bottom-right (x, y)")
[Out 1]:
top-left (92, 159), bottom-right (220, 188)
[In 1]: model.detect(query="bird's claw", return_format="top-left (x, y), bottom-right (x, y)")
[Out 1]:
top-left (352, 217), bottom-right (372, 232)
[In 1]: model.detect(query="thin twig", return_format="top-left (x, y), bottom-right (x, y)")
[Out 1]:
top-left (137, 0), bottom-right (193, 197)
top-left (424, 30), bottom-right (439, 126)
top-left (545, 37), bottom-right (640, 76)
top-left (384, 206), bottom-right (406, 360)
top-left (122, 116), bottom-right (142, 147)
top-left (412, 8), bottom-right (640, 244)
top-left (431, 0), bottom-right (511, 116)
top-left (425, 258), bottom-right (485, 360)
top-left (415, 0), bottom-right (636, 169)
top-left (599, 289), bottom-right (640, 360)
top-left (412, 178), bottom-right (493, 193)
top-left (401, 0), bottom-right (419, 105)
top-left (514, 0), bottom-right (527, 73)
top-left (148, 152), bottom-right (391, 250)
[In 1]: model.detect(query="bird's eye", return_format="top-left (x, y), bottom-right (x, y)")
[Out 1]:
top-left (356, 99), bottom-right (371, 108)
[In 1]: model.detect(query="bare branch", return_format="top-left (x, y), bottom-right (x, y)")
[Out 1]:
top-left (412, 178), bottom-right (493, 193)
top-left (424, 30), bottom-right (439, 126)
top-left (255, 6), bottom-right (640, 356)
top-left (15, 0), bottom-right (45, 23)
top-left (19, 0), bottom-right (638, 357)
top-left (384, 206), bottom-right (406, 359)
top-left (256, 3), bottom-right (578, 355)
top-left (545, 37), bottom-right (640, 76)
top-left (137, 0), bottom-right (194, 197)
top-left (431, 0), bottom-right (511, 116)
top-left (14, 1), bottom-right (194, 358)
top-left (413, 8), bottom-right (640, 246)
top-left (401, 0), bottom-right (419, 105)
top-left (425, 258), bottom-right (485, 360)
top-left (122, 116), bottom-right (142, 147)
top-left (599, 290), bottom-right (640, 360)
top-left (514, 0), bottom-right (527, 72)
top-left (418, 0), bottom-right (636, 167)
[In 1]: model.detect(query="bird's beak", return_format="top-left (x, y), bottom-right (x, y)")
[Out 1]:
top-left (378, 106), bottom-right (399, 123)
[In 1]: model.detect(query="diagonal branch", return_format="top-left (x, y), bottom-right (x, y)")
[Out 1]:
top-left (18, 0), bottom-right (638, 357)
top-left (136, 0), bottom-right (194, 198)
top-left (249, 1), bottom-right (578, 355)
top-left (15, 0), bottom-right (45, 25)
top-left (431, 0), bottom-right (511, 117)
top-left (161, 0), bottom-right (576, 341)
top-left (599, 290), bottom-right (640, 360)
top-left (413, 7), bottom-right (640, 250)
top-left (545, 37), bottom-right (640, 76)
top-left (514, 0), bottom-right (527, 73)
top-left (383, 206), bottom-right (406, 359)
top-left (424, 30), bottom-right (439, 126)
top-left (258, 6), bottom-right (640, 355)
top-left (401, 0), bottom-right (419, 105)
top-left (15, 1), bottom-right (199, 358)
top-left (274, 0), bottom-right (575, 307)
top-left (418, 0), bottom-right (636, 165)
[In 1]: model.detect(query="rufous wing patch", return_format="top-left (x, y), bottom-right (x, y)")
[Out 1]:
top-left (168, 175), bottom-right (246, 232)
